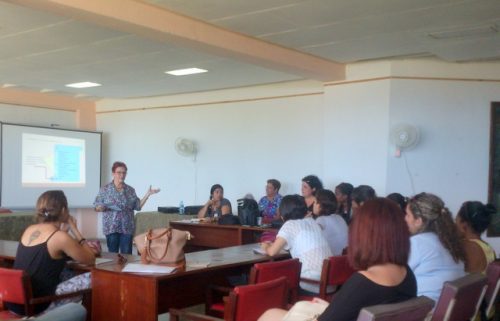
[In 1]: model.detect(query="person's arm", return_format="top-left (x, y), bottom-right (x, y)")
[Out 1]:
top-left (139, 185), bottom-right (160, 210)
top-left (261, 236), bottom-right (287, 256)
top-left (59, 216), bottom-right (96, 265)
top-left (94, 187), bottom-right (106, 212)
top-left (198, 200), bottom-right (213, 218)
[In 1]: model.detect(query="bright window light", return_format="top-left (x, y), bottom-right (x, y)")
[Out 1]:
top-left (65, 82), bottom-right (102, 88)
top-left (165, 68), bottom-right (208, 76)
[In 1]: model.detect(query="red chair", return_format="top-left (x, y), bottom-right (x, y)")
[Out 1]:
top-left (171, 277), bottom-right (288, 321)
top-left (206, 259), bottom-right (301, 317)
top-left (356, 296), bottom-right (434, 321)
top-left (0, 268), bottom-right (91, 320)
top-left (300, 255), bottom-right (356, 300)
top-left (430, 273), bottom-right (487, 321)
top-left (483, 261), bottom-right (500, 320)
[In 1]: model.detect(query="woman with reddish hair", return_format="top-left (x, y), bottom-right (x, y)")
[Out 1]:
top-left (94, 161), bottom-right (160, 254)
top-left (259, 198), bottom-right (416, 321)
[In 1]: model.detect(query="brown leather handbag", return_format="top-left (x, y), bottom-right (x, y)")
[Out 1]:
top-left (134, 228), bottom-right (192, 267)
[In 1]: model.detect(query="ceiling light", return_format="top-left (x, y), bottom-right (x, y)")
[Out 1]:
top-left (65, 82), bottom-right (101, 88)
top-left (165, 68), bottom-right (208, 76)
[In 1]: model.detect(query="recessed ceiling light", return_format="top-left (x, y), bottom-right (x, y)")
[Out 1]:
top-left (65, 82), bottom-right (101, 88)
top-left (165, 68), bottom-right (208, 76)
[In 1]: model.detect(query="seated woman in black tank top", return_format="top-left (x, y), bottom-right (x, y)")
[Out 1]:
top-left (5, 190), bottom-right (96, 316)
top-left (258, 198), bottom-right (416, 321)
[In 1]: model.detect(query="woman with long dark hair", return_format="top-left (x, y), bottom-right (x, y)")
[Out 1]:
top-left (405, 192), bottom-right (465, 303)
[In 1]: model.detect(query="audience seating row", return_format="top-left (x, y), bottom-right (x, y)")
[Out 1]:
top-left (0, 257), bottom-right (499, 321)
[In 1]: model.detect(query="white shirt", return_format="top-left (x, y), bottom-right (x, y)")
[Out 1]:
top-left (278, 217), bottom-right (332, 293)
top-left (409, 232), bottom-right (465, 303)
top-left (316, 214), bottom-right (348, 256)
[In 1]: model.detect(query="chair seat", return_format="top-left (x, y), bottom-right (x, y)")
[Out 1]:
top-left (0, 309), bottom-right (21, 320)
top-left (210, 303), bottom-right (224, 311)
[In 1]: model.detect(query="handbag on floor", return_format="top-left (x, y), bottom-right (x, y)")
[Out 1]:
top-left (134, 228), bottom-right (192, 267)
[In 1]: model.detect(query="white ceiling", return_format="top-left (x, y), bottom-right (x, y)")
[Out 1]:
top-left (0, 0), bottom-right (499, 100)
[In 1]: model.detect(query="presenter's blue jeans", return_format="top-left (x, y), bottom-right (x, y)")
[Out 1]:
top-left (106, 233), bottom-right (133, 254)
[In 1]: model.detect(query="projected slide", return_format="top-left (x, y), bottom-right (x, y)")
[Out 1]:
top-left (22, 133), bottom-right (86, 187)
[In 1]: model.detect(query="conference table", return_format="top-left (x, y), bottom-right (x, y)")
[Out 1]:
top-left (169, 220), bottom-right (276, 251)
top-left (91, 243), bottom-right (289, 321)
top-left (0, 240), bottom-right (133, 271)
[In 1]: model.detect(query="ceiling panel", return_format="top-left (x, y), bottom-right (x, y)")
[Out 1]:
top-left (152, 0), bottom-right (305, 21)
top-left (0, 1), bottom-right (68, 35)
top-left (0, 0), bottom-right (498, 99)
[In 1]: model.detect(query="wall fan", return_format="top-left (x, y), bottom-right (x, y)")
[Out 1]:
top-left (174, 137), bottom-right (198, 158)
top-left (390, 123), bottom-right (420, 152)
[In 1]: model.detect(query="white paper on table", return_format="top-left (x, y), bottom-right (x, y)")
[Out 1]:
top-left (253, 247), bottom-right (267, 255)
top-left (122, 263), bottom-right (176, 274)
top-left (187, 261), bottom-right (210, 268)
top-left (95, 258), bottom-right (113, 265)
top-left (253, 248), bottom-right (288, 255)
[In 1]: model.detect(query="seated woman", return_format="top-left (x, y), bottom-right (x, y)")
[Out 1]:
top-left (260, 194), bottom-right (332, 294)
top-left (5, 190), bottom-right (96, 316)
top-left (334, 182), bottom-right (353, 224)
top-left (350, 185), bottom-right (376, 221)
top-left (386, 192), bottom-right (408, 214)
top-left (405, 192), bottom-right (465, 303)
top-left (258, 179), bottom-right (283, 224)
top-left (312, 189), bottom-right (348, 256)
top-left (302, 175), bottom-right (323, 215)
top-left (259, 198), bottom-right (416, 321)
top-left (455, 201), bottom-right (496, 273)
top-left (198, 184), bottom-right (232, 219)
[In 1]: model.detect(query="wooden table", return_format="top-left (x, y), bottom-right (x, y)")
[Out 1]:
top-left (91, 243), bottom-right (289, 321)
top-left (0, 240), bottom-right (132, 271)
top-left (169, 221), bottom-right (276, 250)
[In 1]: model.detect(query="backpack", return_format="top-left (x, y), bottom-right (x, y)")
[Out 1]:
top-left (237, 198), bottom-right (260, 226)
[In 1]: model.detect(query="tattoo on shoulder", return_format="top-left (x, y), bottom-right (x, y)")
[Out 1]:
top-left (28, 230), bottom-right (41, 245)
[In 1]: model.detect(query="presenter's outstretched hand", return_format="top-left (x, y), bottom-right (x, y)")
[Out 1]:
top-left (147, 185), bottom-right (160, 197)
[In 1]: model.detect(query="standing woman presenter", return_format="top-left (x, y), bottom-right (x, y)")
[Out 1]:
top-left (94, 161), bottom-right (160, 254)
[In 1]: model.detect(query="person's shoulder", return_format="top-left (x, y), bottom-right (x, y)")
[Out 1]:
top-left (258, 196), bottom-right (267, 203)
top-left (411, 232), bottom-right (438, 245)
top-left (101, 182), bottom-right (113, 190)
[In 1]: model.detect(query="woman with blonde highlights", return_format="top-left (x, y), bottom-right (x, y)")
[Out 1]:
top-left (405, 192), bottom-right (465, 303)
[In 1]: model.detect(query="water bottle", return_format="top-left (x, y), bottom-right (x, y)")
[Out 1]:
top-left (179, 201), bottom-right (185, 215)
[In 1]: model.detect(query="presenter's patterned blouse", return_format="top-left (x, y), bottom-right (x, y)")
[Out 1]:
top-left (94, 181), bottom-right (140, 235)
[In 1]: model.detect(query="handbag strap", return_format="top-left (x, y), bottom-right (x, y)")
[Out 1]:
top-left (144, 228), bottom-right (171, 264)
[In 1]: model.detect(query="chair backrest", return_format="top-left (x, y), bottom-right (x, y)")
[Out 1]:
top-left (319, 255), bottom-right (356, 298)
top-left (485, 261), bottom-right (500, 317)
top-left (356, 296), bottom-right (434, 321)
top-left (0, 268), bottom-right (32, 315)
top-left (226, 277), bottom-right (288, 321)
top-left (431, 273), bottom-right (487, 321)
top-left (249, 258), bottom-right (301, 303)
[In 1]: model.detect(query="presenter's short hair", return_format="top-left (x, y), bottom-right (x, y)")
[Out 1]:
top-left (112, 161), bottom-right (127, 173)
